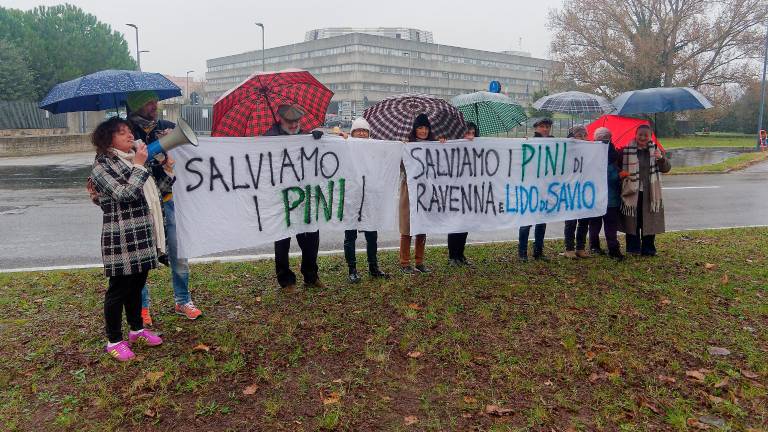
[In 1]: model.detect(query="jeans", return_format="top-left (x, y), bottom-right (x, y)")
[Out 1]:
top-left (625, 192), bottom-right (657, 255)
top-left (105, 271), bottom-right (147, 343)
top-left (274, 231), bottom-right (320, 287)
top-left (344, 230), bottom-right (379, 272)
top-left (141, 200), bottom-right (191, 307)
top-left (563, 219), bottom-right (589, 251)
top-left (518, 224), bottom-right (546, 257)
top-left (399, 234), bottom-right (426, 266)
top-left (447, 232), bottom-right (468, 260)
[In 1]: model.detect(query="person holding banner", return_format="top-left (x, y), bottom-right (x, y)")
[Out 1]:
top-left (342, 118), bottom-right (390, 283)
top-left (264, 104), bottom-right (324, 289)
top-left (619, 124), bottom-right (671, 256)
top-left (592, 127), bottom-right (624, 260)
top-left (518, 118), bottom-right (553, 261)
top-left (126, 91), bottom-right (203, 324)
top-left (400, 113), bottom-right (444, 274)
top-left (562, 126), bottom-right (592, 258)
top-left (90, 117), bottom-right (167, 361)
top-left (446, 122), bottom-right (477, 266)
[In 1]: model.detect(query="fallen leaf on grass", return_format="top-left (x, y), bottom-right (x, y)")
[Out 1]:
top-left (174, 326), bottom-right (183, 332)
top-left (332, 378), bottom-right (344, 384)
top-left (658, 375), bottom-right (677, 384)
top-left (687, 418), bottom-right (710, 430)
top-left (485, 404), bottom-right (514, 416)
top-left (707, 346), bottom-right (731, 356)
top-left (192, 343), bottom-right (210, 352)
top-left (638, 397), bottom-right (662, 414)
top-left (746, 258), bottom-right (753, 263)
top-left (242, 384), bottom-right (258, 395)
top-left (704, 263), bottom-right (716, 270)
top-left (686, 370), bottom-right (706, 382)
top-left (714, 377), bottom-right (729, 389)
top-left (543, 379), bottom-right (554, 386)
top-left (146, 371), bottom-right (164, 384)
top-left (322, 391), bottom-right (341, 405)
top-left (404, 415), bottom-right (418, 425)
top-left (463, 396), bottom-right (477, 404)
top-left (699, 416), bottom-right (726, 427)
top-left (585, 351), bottom-right (596, 361)
top-left (741, 369), bottom-right (759, 379)
top-left (721, 273), bottom-right (729, 284)
top-left (658, 297), bottom-right (672, 306)
top-left (707, 394), bottom-right (724, 404)
top-left (407, 303), bottom-right (423, 311)
top-left (144, 408), bottom-right (156, 418)
top-left (407, 351), bottom-right (422, 358)
top-left (254, 296), bottom-right (262, 303)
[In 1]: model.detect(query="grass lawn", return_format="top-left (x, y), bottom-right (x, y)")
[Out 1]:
top-left (663, 135), bottom-right (754, 149)
top-left (1, 228), bottom-right (767, 431)
top-left (669, 151), bottom-right (768, 175)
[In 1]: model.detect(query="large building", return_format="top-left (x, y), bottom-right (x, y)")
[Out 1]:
top-left (205, 30), bottom-right (556, 119)
top-left (305, 27), bottom-right (433, 43)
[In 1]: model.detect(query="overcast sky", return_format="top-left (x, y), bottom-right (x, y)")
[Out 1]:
top-left (3, 0), bottom-right (562, 79)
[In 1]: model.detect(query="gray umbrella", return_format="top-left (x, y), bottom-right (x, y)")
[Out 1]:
top-left (532, 91), bottom-right (615, 114)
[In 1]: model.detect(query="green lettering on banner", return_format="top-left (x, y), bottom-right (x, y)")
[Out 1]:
top-left (282, 186), bottom-right (305, 228)
top-left (337, 178), bottom-right (346, 221)
top-left (315, 180), bottom-right (334, 222)
top-left (304, 185), bottom-right (312, 224)
top-left (521, 144), bottom-right (535, 182)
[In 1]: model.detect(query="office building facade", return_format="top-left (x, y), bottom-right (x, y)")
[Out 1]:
top-left (206, 31), bottom-right (556, 119)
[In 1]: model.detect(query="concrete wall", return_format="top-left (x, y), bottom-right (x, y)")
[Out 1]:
top-left (0, 134), bottom-right (92, 157)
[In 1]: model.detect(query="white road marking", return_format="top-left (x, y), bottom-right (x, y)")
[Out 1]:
top-left (3, 224), bottom-right (766, 274)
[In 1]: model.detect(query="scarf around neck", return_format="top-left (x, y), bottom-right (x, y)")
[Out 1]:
top-left (621, 140), bottom-right (663, 217)
top-left (111, 148), bottom-right (166, 255)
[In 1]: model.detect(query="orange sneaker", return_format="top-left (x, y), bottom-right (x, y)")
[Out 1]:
top-left (175, 302), bottom-right (202, 320)
top-left (141, 307), bottom-right (153, 327)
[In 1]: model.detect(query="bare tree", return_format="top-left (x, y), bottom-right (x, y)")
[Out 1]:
top-left (549, 0), bottom-right (765, 97)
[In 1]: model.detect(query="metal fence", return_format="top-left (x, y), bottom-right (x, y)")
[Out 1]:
top-left (0, 101), bottom-right (68, 129)
top-left (180, 105), bottom-right (213, 134)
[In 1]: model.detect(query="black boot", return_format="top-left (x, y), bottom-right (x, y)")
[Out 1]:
top-left (348, 268), bottom-right (362, 284)
top-left (369, 266), bottom-right (390, 279)
top-left (608, 248), bottom-right (625, 261)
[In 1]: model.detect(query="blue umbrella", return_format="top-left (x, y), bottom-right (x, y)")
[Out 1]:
top-left (612, 87), bottom-right (713, 115)
top-left (39, 69), bottom-right (182, 114)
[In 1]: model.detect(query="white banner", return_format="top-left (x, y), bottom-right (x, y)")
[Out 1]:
top-left (402, 137), bottom-right (608, 235)
top-left (171, 135), bottom-right (403, 258)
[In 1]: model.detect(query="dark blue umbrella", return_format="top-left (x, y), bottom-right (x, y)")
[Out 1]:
top-left (612, 87), bottom-right (713, 115)
top-left (39, 69), bottom-right (182, 114)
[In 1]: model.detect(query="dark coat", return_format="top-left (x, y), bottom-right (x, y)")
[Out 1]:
top-left (91, 153), bottom-right (174, 277)
top-left (619, 148), bottom-right (672, 235)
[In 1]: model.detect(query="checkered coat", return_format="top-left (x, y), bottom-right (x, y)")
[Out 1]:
top-left (91, 153), bottom-right (174, 277)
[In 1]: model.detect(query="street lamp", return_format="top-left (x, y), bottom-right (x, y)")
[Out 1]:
top-left (126, 23), bottom-right (141, 71)
top-left (255, 22), bottom-right (265, 72)
top-left (186, 70), bottom-right (195, 103)
top-left (757, 18), bottom-right (768, 149)
top-left (403, 52), bottom-right (411, 92)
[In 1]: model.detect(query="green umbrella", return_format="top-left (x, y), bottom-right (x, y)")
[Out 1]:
top-left (450, 91), bottom-right (528, 136)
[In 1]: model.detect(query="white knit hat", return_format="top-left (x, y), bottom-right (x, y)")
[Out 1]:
top-left (350, 117), bottom-right (371, 133)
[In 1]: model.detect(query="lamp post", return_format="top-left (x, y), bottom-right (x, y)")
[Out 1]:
top-left (255, 22), bottom-right (265, 71)
top-left (186, 70), bottom-right (194, 103)
top-left (126, 23), bottom-right (140, 71)
top-left (757, 18), bottom-right (768, 149)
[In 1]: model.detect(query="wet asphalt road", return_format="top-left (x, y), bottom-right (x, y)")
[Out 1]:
top-left (1, 152), bottom-right (766, 271)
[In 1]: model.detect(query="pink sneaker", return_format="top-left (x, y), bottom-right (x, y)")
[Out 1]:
top-left (128, 329), bottom-right (163, 347)
top-left (105, 341), bottom-right (135, 362)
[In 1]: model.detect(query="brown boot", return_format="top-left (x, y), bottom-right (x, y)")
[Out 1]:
top-left (575, 250), bottom-right (590, 258)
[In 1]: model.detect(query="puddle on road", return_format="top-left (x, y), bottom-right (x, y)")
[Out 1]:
top-left (0, 164), bottom-right (91, 189)
top-left (665, 147), bottom-right (752, 167)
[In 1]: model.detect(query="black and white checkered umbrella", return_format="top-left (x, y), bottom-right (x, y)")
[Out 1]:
top-left (362, 93), bottom-right (467, 141)
top-left (532, 91), bottom-right (615, 114)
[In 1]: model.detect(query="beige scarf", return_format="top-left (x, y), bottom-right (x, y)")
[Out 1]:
top-left (112, 148), bottom-right (166, 255)
top-left (621, 140), bottom-right (663, 217)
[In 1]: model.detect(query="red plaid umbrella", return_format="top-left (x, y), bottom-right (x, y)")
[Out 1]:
top-left (362, 93), bottom-right (467, 141)
top-left (586, 114), bottom-right (664, 151)
top-left (212, 69), bottom-right (333, 137)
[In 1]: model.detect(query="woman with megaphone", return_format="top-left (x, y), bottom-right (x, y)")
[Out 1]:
top-left (90, 116), bottom-right (173, 361)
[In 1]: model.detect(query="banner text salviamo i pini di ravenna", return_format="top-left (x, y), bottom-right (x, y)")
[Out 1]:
top-left (402, 137), bottom-right (608, 235)
top-left (170, 136), bottom-right (607, 258)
